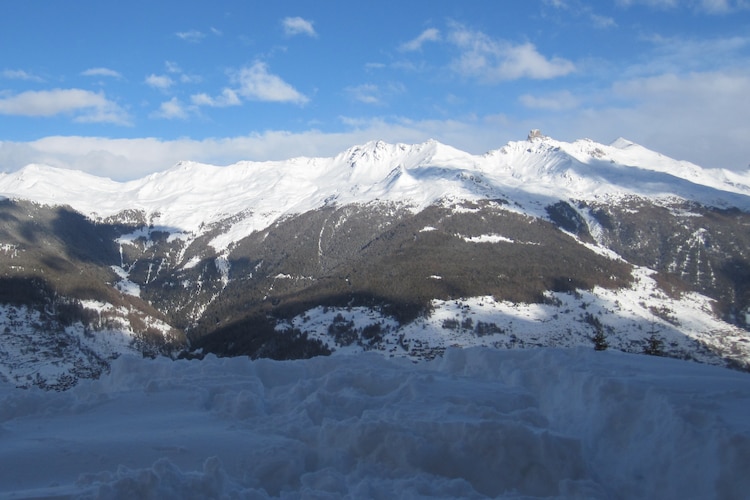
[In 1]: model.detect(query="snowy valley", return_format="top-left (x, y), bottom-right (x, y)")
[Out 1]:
top-left (1, 132), bottom-right (750, 497)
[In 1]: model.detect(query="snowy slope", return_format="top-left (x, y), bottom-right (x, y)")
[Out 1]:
top-left (2, 134), bottom-right (748, 252)
top-left (0, 301), bottom-right (182, 390)
top-left (1, 348), bottom-right (748, 499)
top-left (482, 134), bottom-right (750, 210)
top-left (276, 266), bottom-right (750, 368)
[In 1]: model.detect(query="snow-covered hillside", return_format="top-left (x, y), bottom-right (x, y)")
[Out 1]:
top-left (2, 133), bottom-right (748, 252)
top-left (275, 266), bottom-right (750, 368)
top-left (0, 301), bottom-right (181, 390)
top-left (1, 348), bottom-right (748, 499)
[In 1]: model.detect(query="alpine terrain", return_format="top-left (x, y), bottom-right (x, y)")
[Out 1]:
top-left (1, 130), bottom-right (749, 389)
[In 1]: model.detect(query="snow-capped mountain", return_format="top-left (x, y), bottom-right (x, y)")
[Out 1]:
top-left (3, 133), bottom-right (749, 249)
top-left (1, 131), bottom-right (749, 388)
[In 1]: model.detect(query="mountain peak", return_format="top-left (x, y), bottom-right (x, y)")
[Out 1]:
top-left (527, 129), bottom-right (548, 142)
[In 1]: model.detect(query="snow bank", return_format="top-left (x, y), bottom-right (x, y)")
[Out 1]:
top-left (0, 348), bottom-right (748, 498)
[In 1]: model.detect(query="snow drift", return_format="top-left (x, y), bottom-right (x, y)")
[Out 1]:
top-left (1, 347), bottom-right (748, 499)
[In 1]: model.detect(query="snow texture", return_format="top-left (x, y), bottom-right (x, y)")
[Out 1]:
top-left (0, 348), bottom-right (748, 499)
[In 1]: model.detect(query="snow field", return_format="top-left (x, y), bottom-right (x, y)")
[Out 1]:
top-left (0, 348), bottom-right (748, 498)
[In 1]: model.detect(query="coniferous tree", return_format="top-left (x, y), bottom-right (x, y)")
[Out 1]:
top-left (643, 319), bottom-right (665, 356)
top-left (593, 328), bottom-right (608, 351)
top-left (585, 312), bottom-right (608, 351)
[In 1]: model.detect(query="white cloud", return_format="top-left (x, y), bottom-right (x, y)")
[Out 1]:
top-left (165, 61), bottom-right (182, 74)
top-left (537, 69), bottom-right (750, 170)
top-left (2, 81), bottom-right (747, 184)
top-left (346, 82), bottom-right (405, 105)
top-left (616, 0), bottom-right (678, 7)
top-left (150, 97), bottom-right (189, 120)
top-left (0, 88), bottom-right (130, 124)
top-left (617, 0), bottom-right (749, 12)
top-left (282, 17), bottom-right (317, 37)
top-left (541, 0), bottom-right (617, 28)
top-left (81, 67), bottom-right (122, 78)
top-left (590, 14), bottom-right (617, 28)
top-left (191, 88), bottom-right (241, 107)
top-left (365, 62), bottom-right (387, 71)
top-left (0, 115), bottom-right (522, 180)
top-left (176, 30), bottom-right (205, 42)
top-left (162, 61), bottom-right (201, 84)
top-left (698, 0), bottom-right (732, 11)
top-left (233, 62), bottom-right (308, 104)
top-left (400, 28), bottom-right (441, 52)
top-left (624, 35), bottom-right (750, 79)
top-left (448, 26), bottom-right (575, 81)
top-left (2, 69), bottom-right (44, 82)
top-left (346, 84), bottom-right (382, 105)
top-left (145, 74), bottom-right (174, 90)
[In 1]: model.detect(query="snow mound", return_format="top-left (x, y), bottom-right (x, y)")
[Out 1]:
top-left (1, 348), bottom-right (748, 498)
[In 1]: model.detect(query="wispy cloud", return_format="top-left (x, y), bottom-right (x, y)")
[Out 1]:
top-left (590, 14), bottom-right (617, 28)
top-left (232, 62), bottom-right (308, 104)
top-left (2, 69), bottom-right (44, 82)
top-left (364, 62), bottom-right (387, 71)
top-left (617, 0), bottom-right (749, 13)
top-left (150, 97), bottom-right (189, 120)
top-left (165, 61), bottom-right (182, 74)
top-left (0, 88), bottom-right (130, 125)
top-left (345, 82), bottom-right (405, 105)
top-left (191, 88), bottom-right (241, 107)
top-left (542, 0), bottom-right (617, 29)
top-left (400, 28), bottom-right (441, 52)
top-left (448, 25), bottom-right (575, 81)
top-left (145, 74), bottom-right (175, 90)
top-left (81, 67), bottom-right (122, 79)
top-left (176, 29), bottom-right (205, 43)
top-left (282, 17), bottom-right (317, 37)
top-left (346, 84), bottom-right (382, 105)
top-left (616, 0), bottom-right (679, 8)
top-left (164, 61), bottom-right (202, 84)
top-left (628, 34), bottom-right (750, 77)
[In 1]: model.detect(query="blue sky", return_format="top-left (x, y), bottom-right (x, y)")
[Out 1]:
top-left (1, 0), bottom-right (749, 179)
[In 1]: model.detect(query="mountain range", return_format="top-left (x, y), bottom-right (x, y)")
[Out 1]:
top-left (1, 130), bottom-right (749, 389)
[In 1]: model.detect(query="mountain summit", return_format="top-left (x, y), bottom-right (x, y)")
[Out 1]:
top-left (1, 133), bottom-right (749, 388)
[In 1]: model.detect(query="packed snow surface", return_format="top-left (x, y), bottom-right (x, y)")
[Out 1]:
top-left (1, 348), bottom-right (749, 499)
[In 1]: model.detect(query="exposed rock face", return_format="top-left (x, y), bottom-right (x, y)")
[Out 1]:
top-left (527, 129), bottom-right (546, 141)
